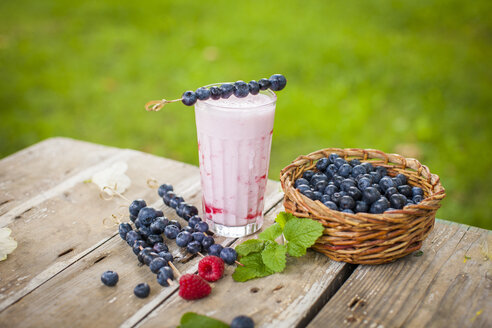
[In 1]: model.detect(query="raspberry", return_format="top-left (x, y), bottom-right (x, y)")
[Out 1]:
top-left (179, 274), bottom-right (211, 300)
top-left (198, 256), bottom-right (225, 282)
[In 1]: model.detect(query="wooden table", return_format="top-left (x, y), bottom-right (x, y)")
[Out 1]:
top-left (0, 138), bottom-right (490, 328)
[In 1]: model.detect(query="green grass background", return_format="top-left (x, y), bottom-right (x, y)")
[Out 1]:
top-left (1, 0), bottom-right (491, 229)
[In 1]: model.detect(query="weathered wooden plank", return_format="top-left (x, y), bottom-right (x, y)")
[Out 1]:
top-left (0, 137), bottom-right (122, 217)
top-left (135, 202), bottom-right (354, 328)
top-left (0, 148), bottom-right (202, 312)
top-left (0, 178), bottom-right (283, 327)
top-left (307, 220), bottom-right (492, 328)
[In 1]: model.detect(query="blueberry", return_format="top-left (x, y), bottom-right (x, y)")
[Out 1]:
top-left (231, 315), bottom-right (254, 328)
top-left (339, 196), bottom-right (355, 210)
top-left (181, 226), bottom-right (194, 233)
top-left (209, 86), bottom-right (222, 100)
top-left (395, 173), bottom-right (407, 185)
top-left (406, 200), bottom-right (415, 205)
top-left (331, 192), bottom-right (342, 204)
top-left (311, 173), bottom-right (328, 185)
top-left (413, 195), bottom-right (423, 204)
top-left (398, 185), bottom-right (413, 198)
top-left (182, 204), bottom-right (199, 220)
top-left (342, 209), bottom-right (355, 214)
top-left (362, 187), bottom-right (381, 204)
top-left (188, 215), bottom-right (202, 228)
top-left (375, 166), bottom-right (387, 176)
top-left (149, 257), bottom-right (167, 273)
top-left (118, 223), bottom-right (133, 240)
top-left (349, 159), bottom-right (361, 167)
top-left (132, 240), bottom-right (148, 255)
top-left (182, 90), bottom-right (197, 106)
top-left (315, 180), bottom-right (328, 192)
top-left (323, 201), bottom-right (338, 210)
top-left (153, 242), bottom-right (168, 253)
top-left (158, 251), bottom-right (173, 263)
top-left (162, 191), bottom-right (176, 206)
top-left (370, 197), bottom-right (390, 214)
top-left (169, 196), bottom-right (184, 210)
top-left (301, 189), bottom-right (314, 199)
top-left (340, 179), bottom-right (357, 192)
top-left (137, 207), bottom-right (157, 226)
top-left (195, 87), bottom-right (211, 101)
top-left (220, 247), bottom-right (238, 265)
top-left (187, 240), bottom-right (202, 254)
top-left (334, 157), bottom-right (347, 169)
top-left (155, 210), bottom-right (164, 218)
top-left (176, 202), bottom-right (189, 218)
top-left (134, 283), bottom-right (150, 298)
top-left (192, 232), bottom-right (205, 243)
top-left (320, 194), bottom-right (332, 203)
top-left (157, 267), bottom-right (174, 286)
top-left (269, 74), bottom-right (287, 91)
top-left (316, 158), bottom-right (330, 171)
top-left (176, 231), bottom-right (193, 247)
top-left (258, 78), bottom-right (271, 90)
top-left (129, 199), bottom-right (146, 217)
top-left (347, 186), bottom-right (362, 200)
top-left (392, 177), bottom-right (402, 187)
top-left (412, 187), bottom-right (424, 197)
top-left (332, 176), bottom-right (344, 188)
top-left (101, 270), bottom-right (119, 286)
top-left (328, 153), bottom-right (339, 163)
top-left (361, 162), bottom-right (374, 173)
top-left (150, 217), bottom-right (169, 234)
top-left (385, 187), bottom-right (398, 198)
top-left (302, 170), bottom-right (315, 181)
top-left (234, 81), bottom-right (249, 98)
top-left (355, 200), bottom-right (369, 213)
top-left (164, 225), bottom-right (180, 239)
top-left (379, 177), bottom-right (395, 192)
top-left (126, 231), bottom-right (141, 246)
top-left (147, 234), bottom-right (164, 245)
top-left (202, 236), bottom-right (215, 250)
top-left (370, 171), bottom-right (382, 183)
top-left (143, 253), bottom-right (157, 266)
top-left (220, 83), bottom-right (234, 99)
top-left (130, 214), bottom-right (137, 223)
top-left (325, 164), bottom-right (338, 177)
top-left (297, 185), bottom-right (311, 193)
top-left (372, 183), bottom-right (382, 193)
top-left (339, 190), bottom-right (348, 197)
top-left (352, 165), bottom-right (366, 178)
top-left (358, 177), bottom-right (372, 190)
top-left (248, 80), bottom-right (260, 95)
top-left (169, 219), bottom-right (182, 230)
top-left (157, 184), bottom-right (173, 197)
top-left (208, 244), bottom-right (224, 257)
top-left (324, 184), bottom-right (338, 196)
top-left (294, 178), bottom-right (310, 188)
top-left (390, 194), bottom-right (407, 209)
top-left (338, 164), bottom-right (352, 178)
top-left (312, 191), bottom-right (323, 201)
top-left (195, 221), bottom-right (209, 233)
top-left (137, 248), bottom-right (152, 264)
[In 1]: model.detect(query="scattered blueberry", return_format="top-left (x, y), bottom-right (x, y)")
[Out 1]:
top-left (182, 90), bottom-right (197, 106)
top-left (231, 315), bottom-right (255, 328)
top-left (101, 270), bottom-right (119, 287)
top-left (134, 283), bottom-right (150, 298)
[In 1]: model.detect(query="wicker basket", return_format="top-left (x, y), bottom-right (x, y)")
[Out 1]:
top-left (280, 148), bottom-right (446, 265)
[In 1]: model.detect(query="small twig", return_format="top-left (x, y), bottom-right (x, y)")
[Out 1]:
top-left (168, 261), bottom-right (181, 278)
top-left (145, 98), bottom-right (182, 112)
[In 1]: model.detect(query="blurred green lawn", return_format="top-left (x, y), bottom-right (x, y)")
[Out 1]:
top-left (1, 0), bottom-right (491, 229)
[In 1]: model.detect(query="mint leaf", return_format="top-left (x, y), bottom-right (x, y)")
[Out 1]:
top-left (180, 312), bottom-right (229, 328)
top-left (258, 223), bottom-right (282, 241)
top-left (235, 239), bottom-right (265, 257)
top-left (261, 242), bottom-right (287, 272)
top-left (232, 252), bottom-right (274, 282)
top-left (283, 218), bottom-right (324, 257)
top-left (275, 211), bottom-right (296, 229)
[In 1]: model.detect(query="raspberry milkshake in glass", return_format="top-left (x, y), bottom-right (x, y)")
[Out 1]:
top-left (194, 85), bottom-right (276, 237)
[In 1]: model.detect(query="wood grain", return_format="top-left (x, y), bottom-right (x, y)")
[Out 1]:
top-left (135, 202), bottom-right (354, 328)
top-left (0, 137), bottom-right (122, 217)
top-left (307, 220), bottom-right (492, 328)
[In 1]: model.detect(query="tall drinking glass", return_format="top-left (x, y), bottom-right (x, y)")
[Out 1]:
top-left (194, 85), bottom-right (276, 237)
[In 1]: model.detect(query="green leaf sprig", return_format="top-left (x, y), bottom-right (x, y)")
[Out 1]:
top-left (232, 212), bottom-right (324, 282)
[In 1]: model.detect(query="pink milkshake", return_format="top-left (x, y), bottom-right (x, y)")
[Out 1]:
top-left (195, 87), bottom-right (276, 237)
